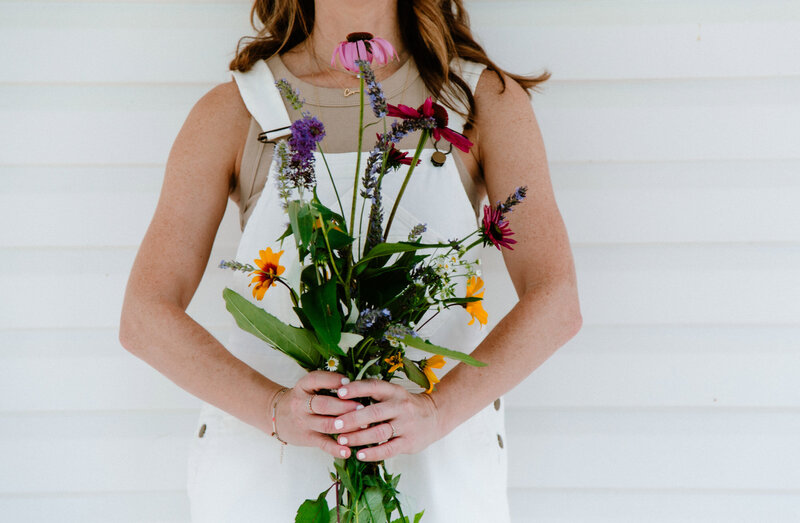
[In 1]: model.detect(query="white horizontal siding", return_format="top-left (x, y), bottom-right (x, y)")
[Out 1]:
top-left (2, 0), bottom-right (798, 521)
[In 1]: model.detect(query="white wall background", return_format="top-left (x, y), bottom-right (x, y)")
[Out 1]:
top-left (2, 0), bottom-right (799, 521)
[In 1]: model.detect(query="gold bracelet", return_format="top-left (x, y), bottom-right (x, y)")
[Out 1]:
top-left (270, 387), bottom-right (289, 445)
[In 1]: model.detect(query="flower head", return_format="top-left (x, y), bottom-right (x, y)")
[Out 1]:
top-left (248, 247), bottom-right (285, 300)
top-left (284, 114), bottom-right (326, 190)
top-left (480, 204), bottom-right (517, 251)
top-left (384, 353), bottom-right (404, 373)
top-left (331, 32), bottom-right (398, 73)
top-left (386, 143), bottom-right (419, 170)
top-left (325, 357), bottom-right (339, 372)
top-left (419, 354), bottom-right (446, 393)
top-left (464, 276), bottom-right (488, 327)
top-left (387, 97), bottom-right (473, 153)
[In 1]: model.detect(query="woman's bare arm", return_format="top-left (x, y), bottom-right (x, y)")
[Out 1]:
top-left (430, 69), bottom-right (583, 435)
top-left (119, 81), bottom-right (289, 432)
top-left (120, 81), bottom-right (360, 458)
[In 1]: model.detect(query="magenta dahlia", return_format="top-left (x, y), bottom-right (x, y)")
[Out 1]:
top-left (387, 97), bottom-right (473, 153)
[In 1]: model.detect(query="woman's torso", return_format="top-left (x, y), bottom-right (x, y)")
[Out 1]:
top-left (229, 52), bottom-right (487, 231)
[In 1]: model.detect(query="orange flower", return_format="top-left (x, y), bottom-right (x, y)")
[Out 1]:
top-left (419, 354), bottom-right (446, 394)
top-left (464, 276), bottom-right (488, 327)
top-left (384, 353), bottom-right (404, 373)
top-left (248, 247), bottom-right (285, 301)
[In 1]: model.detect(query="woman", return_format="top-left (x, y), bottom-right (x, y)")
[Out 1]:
top-left (120, 0), bottom-right (582, 521)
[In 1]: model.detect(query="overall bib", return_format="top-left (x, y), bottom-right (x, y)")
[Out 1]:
top-left (186, 57), bottom-right (510, 523)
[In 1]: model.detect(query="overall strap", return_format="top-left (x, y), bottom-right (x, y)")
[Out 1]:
top-left (447, 57), bottom-right (488, 135)
top-left (231, 60), bottom-right (293, 142)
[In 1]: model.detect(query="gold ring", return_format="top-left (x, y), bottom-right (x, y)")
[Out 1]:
top-left (306, 394), bottom-right (316, 414)
top-left (389, 422), bottom-right (397, 439)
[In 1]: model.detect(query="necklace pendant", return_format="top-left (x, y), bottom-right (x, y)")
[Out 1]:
top-left (343, 88), bottom-right (360, 97)
top-left (431, 150), bottom-right (447, 167)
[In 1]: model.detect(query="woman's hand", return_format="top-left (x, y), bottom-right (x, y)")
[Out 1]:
top-left (331, 379), bottom-right (442, 461)
top-left (274, 371), bottom-right (362, 459)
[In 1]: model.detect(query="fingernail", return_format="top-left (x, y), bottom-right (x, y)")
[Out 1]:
top-left (357, 452), bottom-right (366, 460)
top-left (334, 419), bottom-right (344, 430)
top-left (338, 388), bottom-right (348, 397)
top-left (341, 377), bottom-right (350, 385)
top-left (340, 449), bottom-right (347, 457)
top-left (339, 436), bottom-right (348, 445)
top-left (360, 425), bottom-right (367, 429)
top-left (356, 404), bottom-right (364, 410)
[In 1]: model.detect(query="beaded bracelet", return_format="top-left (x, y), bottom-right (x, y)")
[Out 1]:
top-left (270, 387), bottom-right (289, 445)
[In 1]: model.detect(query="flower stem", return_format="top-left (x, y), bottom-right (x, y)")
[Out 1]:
top-left (318, 144), bottom-right (346, 220)
top-left (383, 129), bottom-right (429, 241)
top-left (276, 278), bottom-right (299, 307)
top-left (349, 74), bottom-right (366, 236)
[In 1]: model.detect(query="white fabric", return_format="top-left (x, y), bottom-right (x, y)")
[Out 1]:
top-left (446, 58), bottom-right (487, 136)
top-left (231, 60), bottom-right (293, 141)
top-left (187, 57), bottom-right (509, 523)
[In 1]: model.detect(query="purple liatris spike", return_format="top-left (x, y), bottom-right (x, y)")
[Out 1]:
top-left (285, 113), bottom-right (326, 190)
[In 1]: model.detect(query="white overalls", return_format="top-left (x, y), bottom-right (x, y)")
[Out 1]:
top-left (186, 56), bottom-right (510, 523)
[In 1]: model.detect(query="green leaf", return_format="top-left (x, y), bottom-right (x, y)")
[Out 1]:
top-left (362, 487), bottom-right (388, 523)
top-left (301, 280), bottom-right (344, 356)
top-left (401, 335), bottom-right (487, 367)
top-left (441, 296), bottom-right (482, 305)
top-left (327, 228), bottom-right (355, 250)
top-left (288, 200), bottom-right (316, 250)
top-left (329, 507), bottom-right (350, 523)
top-left (334, 459), bottom-right (358, 498)
top-left (276, 222), bottom-right (293, 242)
top-left (390, 511), bottom-right (424, 523)
top-left (355, 357), bottom-right (381, 381)
top-left (401, 357), bottom-right (430, 390)
top-left (295, 491), bottom-right (330, 523)
top-left (359, 241), bottom-right (449, 264)
top-left (223, 288), bottom-right (324, 370)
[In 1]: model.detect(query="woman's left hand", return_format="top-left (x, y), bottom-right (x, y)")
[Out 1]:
top-left (332, 378), bottom-right (442, 461)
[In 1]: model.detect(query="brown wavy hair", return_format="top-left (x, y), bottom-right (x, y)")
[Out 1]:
top-left (229, 0), bottom-right (551, 130)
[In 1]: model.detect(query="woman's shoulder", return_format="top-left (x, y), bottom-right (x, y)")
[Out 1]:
top-left (193, 80), bottom-right (251, 125)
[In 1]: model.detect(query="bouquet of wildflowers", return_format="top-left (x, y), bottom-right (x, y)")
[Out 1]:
top-left (220, 33), bottom-right (526, 523)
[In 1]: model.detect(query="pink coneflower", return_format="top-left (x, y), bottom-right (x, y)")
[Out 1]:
top-left (331, 32), bottom-right (398, 73)
top-left (387, 97), bottom-right (473, 153)
top-left (480, 204), bottom-right (517, 251)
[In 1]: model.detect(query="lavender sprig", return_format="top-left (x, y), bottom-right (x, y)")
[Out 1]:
top-left (496, 186), bottom-right (528, 216)
top-left (275, 79), bottom-right (305, 111)
top-left (357, 60), bottom-right (387, 118)
top-left (219, 259), bottom-right (256, 273)
top-left (407, 223), bottom-right (427, 241)
top-left (273, 140), bottom-right (293, 209)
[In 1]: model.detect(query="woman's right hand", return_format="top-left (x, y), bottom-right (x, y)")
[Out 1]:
top-left (273, 371), bottom-right (362, 458)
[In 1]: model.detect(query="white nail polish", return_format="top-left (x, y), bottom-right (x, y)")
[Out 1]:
top-left (338, 388), bottom-right (348, 397)
top-left (356, 404), bottom-right (364, 410)
top-left (340, 449), bottom-right (347, 457)
top-left (339, 436), bottom-right (348, 445)
top-left (341, 377), bottom-right (350, 385)
top-left (357, 452), bottom-right (366, 460)
top-left (334, 419), bottom-right (344, 430)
